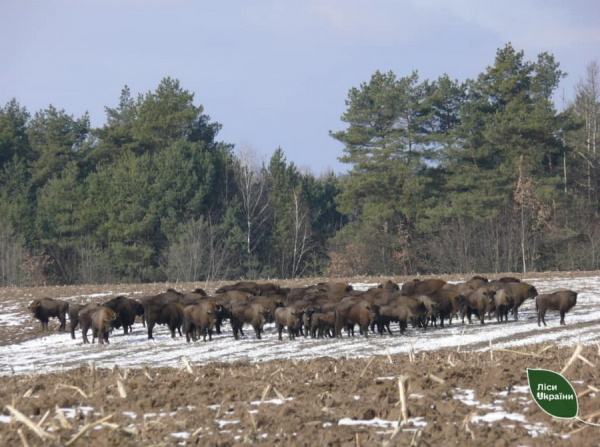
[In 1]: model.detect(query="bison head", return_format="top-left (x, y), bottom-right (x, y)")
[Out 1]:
top-left (28, 300), bottom-right (41, 311)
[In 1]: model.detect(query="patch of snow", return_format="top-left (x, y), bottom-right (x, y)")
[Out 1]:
top-left (216, 420), bottom-right (239, 428)
top-left (339, 417), bottom-right (397, 428)
top-left (1, 276), bottom-right (600, 375)
top-left (250, 398), bottom-right (293, 405)
top-left (171, 432), bottom-right (190, 439)
top-left (471, 412), bottom-right (527, 423)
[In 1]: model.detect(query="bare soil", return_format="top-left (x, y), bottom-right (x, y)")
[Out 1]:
top-left (1, 346), bottom-right (599, 446)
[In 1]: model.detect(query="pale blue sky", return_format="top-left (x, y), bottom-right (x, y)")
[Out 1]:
top-left (1, 0), bottom-right (599, 174)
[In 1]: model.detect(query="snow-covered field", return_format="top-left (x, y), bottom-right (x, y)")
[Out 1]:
top-left (1, 276), bottom-right (599, 375)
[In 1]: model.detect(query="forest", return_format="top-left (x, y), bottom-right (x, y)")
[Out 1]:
top-left (1, 43), bottom-right (599, 286)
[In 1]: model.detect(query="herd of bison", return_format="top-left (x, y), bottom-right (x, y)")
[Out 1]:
top-left (26, 275), bottom-right (578, 345)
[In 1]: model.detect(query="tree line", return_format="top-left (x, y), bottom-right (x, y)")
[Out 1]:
top-left (0, 43), bottom-right (599, 286)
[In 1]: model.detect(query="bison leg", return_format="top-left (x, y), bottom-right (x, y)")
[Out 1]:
top-left (81, 325), bottom-right (90, 344)
top-left (399, 320), bottom-right (407, 334)
top-left (560, 310), bottom-right (566, 325)
top-left (70, 322), bottom-right (78, 340)
top-left (147, 321), bottom-right (155, 340)
top-left (276, 323), bottom-right (283, 341)
top-left (253, 325), bottom-right (262, 340)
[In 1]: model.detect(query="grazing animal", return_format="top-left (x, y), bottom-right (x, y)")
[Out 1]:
top-left (536, 290), bottom-right (577, 326)
top-left (28, 298), bottom-right (69, 332)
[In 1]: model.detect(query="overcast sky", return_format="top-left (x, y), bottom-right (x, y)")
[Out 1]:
top-left (1, 0), bottom-right (599, 174)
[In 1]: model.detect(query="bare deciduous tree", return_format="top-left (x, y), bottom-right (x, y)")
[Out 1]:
top-left (234, 146), bottom-right (270, 264)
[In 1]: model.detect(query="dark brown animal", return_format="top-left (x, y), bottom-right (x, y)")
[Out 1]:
top-left (499, 282), bottom-right (538, 320)
top-left (378, 280), bottom-right (400, 292)
top-left (90, 307), bottom-right (118, 344)
top-left (415, 295), bottom-right (440, 328)
top-left (334, 300), bottom-right (379, 338)
top-left (250, 295), bottom-right (285, 324)
top-left (215, 281), bottom-right (262, 295)
top-left (275, 306), bottom-right (304, 341)
top-left (427, 289), bottom-right (460, 327)
top-left (103, 296), bottom-right (144, 335)
top-left (309, 282), bottom-right (353, 301)
top-left (462, 287), bottom-right (495, 325)
top-left (230, 302), bottom-right (270, 340)
top-left (28, 298), bottom-right (69, 332)
top-left (384, 294), bottom-right (427, 328)
top-left (183, 302), bottom-right (221, 342)
top-left (401, 279), bottom-right (446, 296)
top-left (68, 303), bottom-right (100, 339)
top-left (536, 290), bottom-right (577, 326)
top-left (310, 312), bottom-right (335, 338)
top-left (498, 277), bottom-right (520, 283)
top-left (491, 289), bottom-right (514, 322)
top-left (374, 305), bottom-right (414, 335)
top-left (141, 294), bottom-right (184, 339)
top-left (79, 306), bottom-right (117, 344)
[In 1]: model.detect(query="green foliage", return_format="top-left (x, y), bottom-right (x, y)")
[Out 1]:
top-left (1, 49), bottom-right (599, 283)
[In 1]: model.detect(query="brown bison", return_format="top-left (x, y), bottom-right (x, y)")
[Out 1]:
top-left (334, 300), bottom-right (379, 338)
top-left (28, 298), bottom-right (69, 332)
top-left (183, 302), bottom-right (221, 342)
top-left (401, 278), bottom-right (446, 296)
top-left (274, 306), bottom-right (304, 341)
top-left (103, 296), bottom-right (144, 335)
top-left (374, 305), bottom-right (414, 335)
top-left (427, 289), bottom-right (461, 327)
top-left (68, 302), bottom-right (100, 339)
top-left (141, 294), bottom-right (184, 339)
top-left (310, 312), bottom-right (335, 338)
top-left (462, 287), bottom-right (495, 325)
top-left (499, 281), bottom-right (538, 320)
top-left (79, 306), bottom-right (118, 344)
top-left (536, 290), bottom-right (577, 326)
top-left (491, 289), bottom-right (514, 323)
top-left (216, 281), bottom-right (280, 296)
top-left (230, 302), bottom-right (270, 340)
top-left (378, 280), bottom-right (400, 292)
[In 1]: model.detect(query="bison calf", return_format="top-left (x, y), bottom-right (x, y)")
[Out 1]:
top-left (536, 290), bottom-right (577, 326)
